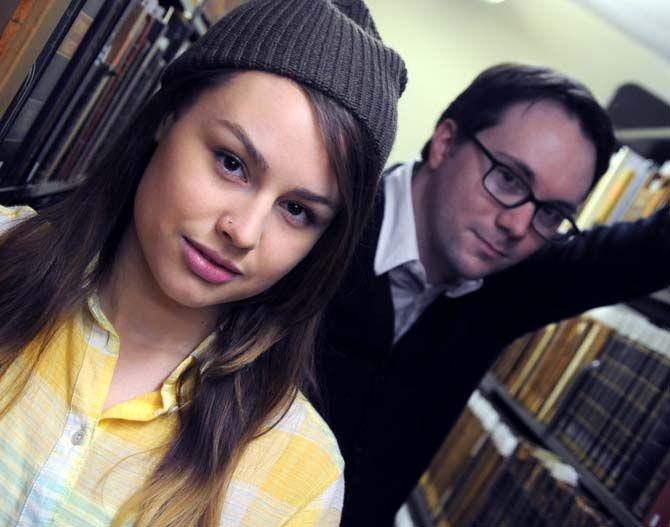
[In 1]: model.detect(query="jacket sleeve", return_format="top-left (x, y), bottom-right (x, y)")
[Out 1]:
top-left (481, 205), bottom-right (670, 336)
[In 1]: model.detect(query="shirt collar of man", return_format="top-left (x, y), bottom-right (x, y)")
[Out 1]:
top-left (373, 161), bottom-right (483, 298)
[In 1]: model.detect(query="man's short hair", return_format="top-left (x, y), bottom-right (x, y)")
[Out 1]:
top-left (420, 63), bottom-right (615, 185)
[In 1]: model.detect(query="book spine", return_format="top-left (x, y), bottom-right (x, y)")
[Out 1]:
top-left (581, 342), bottom-right (648, 477)
top-left (0, 0), bottom-right (98, 185)
top-left (603, 354), bottom-right (670, 489)
top-left (553, 338), bottom-right (624, 461)
top-left (6, 0), bottom-right (132, 184)
top-left (616, 395), bottom-right (670, 507)
top-left (0, 0), bottom-right (71, 121)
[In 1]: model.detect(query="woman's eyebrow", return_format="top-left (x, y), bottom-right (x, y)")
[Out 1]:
top-left (291, 187), bottom-right (339, 210)
top-left (215, 118), bottom-right (269, 171)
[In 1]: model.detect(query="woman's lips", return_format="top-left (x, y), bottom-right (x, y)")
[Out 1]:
top-left (182, 237), bottom-right (241, 284)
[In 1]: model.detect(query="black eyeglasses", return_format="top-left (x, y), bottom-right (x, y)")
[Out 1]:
top-left (466, 133), bottom-right (581, 243)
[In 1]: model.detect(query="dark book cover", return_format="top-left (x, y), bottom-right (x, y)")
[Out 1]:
top-left (603, 355), bottom-right (670, 490)
top-left (0, 0), bottom-right (101, 184)
top-left (54, 3), bottom-right (148, 180)
top-left (0, 0), bottom-right (74, 121)
top-left (73, 10), bottom-right (165, 175)
top-left (582, 341), bottom-right (648, 477)
top-left (0, 0), bottom-right (88, 180)
top-left (588, 348), bottom-right (668, 484)
top-left (5, 0), bottom-right (132, 184)
top-left (633, 438), bottom-right (670, 518)
top-left (574, 340), bottom-right (641, 466)
top-left (617, 393), bottom-right (670, 506)
top-left (554, 337), bottom-right (626, 462)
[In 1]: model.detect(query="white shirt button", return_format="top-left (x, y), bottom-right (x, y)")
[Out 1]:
top-left (71, 428), bottom-right (86, 445)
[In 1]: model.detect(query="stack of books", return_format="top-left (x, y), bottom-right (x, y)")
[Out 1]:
top-left (414, 391), bottom-right (616, 527)
top-left (576, 146), bottom-right (670, 230)
top-left (491, 305), bottom-right (670, 525)
top-left (0, 0), bottom-right (242, 189)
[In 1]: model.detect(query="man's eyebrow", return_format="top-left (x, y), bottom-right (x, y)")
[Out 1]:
top-left (216, 118), bottom-right (269, 171)
top-left (497, 151), bottom-right (536, 184)
top-left (554, 201), bottom-right (579, 214)
top-left (498, 152), bottom-right (579, 213)
top-left (292, 187), bottom-right (339, 210)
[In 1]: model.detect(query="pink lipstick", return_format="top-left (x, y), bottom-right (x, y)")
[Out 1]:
top-left (182, 237), bottom-right (241, 284)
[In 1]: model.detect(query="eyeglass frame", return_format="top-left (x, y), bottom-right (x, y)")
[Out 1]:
top-left (464, 132), bottom-right (582, 243)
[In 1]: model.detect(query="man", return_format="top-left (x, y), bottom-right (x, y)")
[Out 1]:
top-left (319, 63), bottom-right (670, 525)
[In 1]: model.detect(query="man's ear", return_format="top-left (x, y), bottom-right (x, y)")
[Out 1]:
top-left (154, 114), bottom-right (176, 143)
top-left (427, 118), bottom-right (458, 171)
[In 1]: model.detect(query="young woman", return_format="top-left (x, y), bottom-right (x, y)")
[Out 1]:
top-left (0, 1), bottom-right (406, 525)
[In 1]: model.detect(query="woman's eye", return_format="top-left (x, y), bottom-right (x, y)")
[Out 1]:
top-left (281, 201), bottom-right (315, 227)
top-left (215, 151), bottom-right (246, 181)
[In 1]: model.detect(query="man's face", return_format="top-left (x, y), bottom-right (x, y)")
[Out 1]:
top-left (418, 100), bottom-right (597, 283)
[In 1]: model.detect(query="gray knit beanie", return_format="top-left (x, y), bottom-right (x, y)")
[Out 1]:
top-left (162, 0), bottom-right (407, 177)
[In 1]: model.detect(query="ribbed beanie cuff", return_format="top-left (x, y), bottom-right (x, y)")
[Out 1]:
top-left (162, 0), bottom-right (407, 177)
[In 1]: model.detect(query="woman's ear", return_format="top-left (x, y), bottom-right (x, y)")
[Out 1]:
top-left (427, 118), bottom-right (458, 171)
top-left (154, 114), bottom-right (176, 143)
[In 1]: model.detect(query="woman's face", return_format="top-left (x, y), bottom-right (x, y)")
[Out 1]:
top-left (132, 71), bottom-right (341, 309)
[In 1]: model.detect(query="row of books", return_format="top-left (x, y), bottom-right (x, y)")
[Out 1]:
top-left (576, 146), bottom-right (670, 230)
top-left (493, 305), bottom-right (670, 525)
top-left (412, 391), bottom-right (616, 527)
top-left (0, 0), bottom-right (187, 187)
top-left (0, 0), bottom-right (244, 190)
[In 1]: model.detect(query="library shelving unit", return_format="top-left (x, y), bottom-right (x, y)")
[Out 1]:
top-left (0, 0), bottom-right (243, 208)
top-left (479, 372), bottom-right (644, 527)
top-left (404, 302), bottom-right (670, 527)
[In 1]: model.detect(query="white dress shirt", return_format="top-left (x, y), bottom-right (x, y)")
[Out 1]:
top-left (373, 162), bottom-right (483, 343)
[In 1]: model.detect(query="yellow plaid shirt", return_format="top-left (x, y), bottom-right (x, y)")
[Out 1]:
top-left (0, 205), bottom-right (344, 526)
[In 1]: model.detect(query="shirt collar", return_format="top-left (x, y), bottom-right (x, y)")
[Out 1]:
top-left (373, 161), bottom-right (483, 298)
top-left (86, 294), bottom-right (216, 420)
top-left (374, 162), bottom-right (422, 277)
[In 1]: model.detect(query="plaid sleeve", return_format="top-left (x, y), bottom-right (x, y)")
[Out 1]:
top-left (283, 471), bottom-right (344, 526)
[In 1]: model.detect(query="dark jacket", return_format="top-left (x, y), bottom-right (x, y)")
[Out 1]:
top-left (319, 187), bottom-right (670, 526)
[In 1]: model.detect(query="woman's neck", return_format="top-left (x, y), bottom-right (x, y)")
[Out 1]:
top-left (99, 225), bottom-right (219, 358)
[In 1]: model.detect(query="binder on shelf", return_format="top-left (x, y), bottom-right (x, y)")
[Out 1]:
top-left (0, 0), bottom-right (100, 179)
top-left (0, 0), bottom-right (133, 186)
top-left (0, 0), bottom-right (196, 192)
top-left (0, 0), bottom-right (72, 118)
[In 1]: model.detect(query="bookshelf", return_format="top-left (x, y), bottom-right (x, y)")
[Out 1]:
top-left (480, 372), bottom-right (644, 527)
top-left (0, 179), bottom-right (81, 207)
top-left (478, 305), bottom-right (670, 527)
top-left (0, 0), bottom-right (246, 198)
top-left (407, 385), bottom-right (620, 527)
top-left (405, 306), bottom-right (670, 527)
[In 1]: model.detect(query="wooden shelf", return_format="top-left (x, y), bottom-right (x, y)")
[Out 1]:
top-left (479, 373), bottom-right (644, 527)
top-left (0, 180), bottom-right (81, 206)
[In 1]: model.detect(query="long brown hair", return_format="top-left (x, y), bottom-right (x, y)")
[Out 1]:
top-left (0, 71), bottom-right (376, 526)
